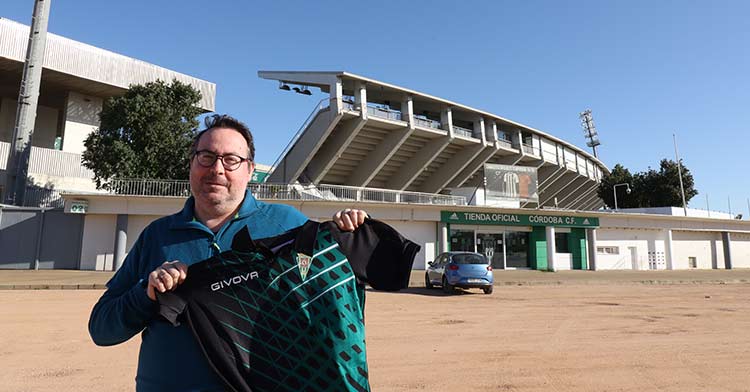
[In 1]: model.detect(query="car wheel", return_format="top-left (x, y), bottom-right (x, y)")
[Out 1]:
top-left (442, 276), bottom-right (454, 294)
top-left (424, 272), bottom-right (433, 289)
top-left (483, 286), bottom-right (493, 295)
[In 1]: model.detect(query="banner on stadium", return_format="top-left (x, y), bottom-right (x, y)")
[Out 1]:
top-left (483, 163), bottom-right (539, 203)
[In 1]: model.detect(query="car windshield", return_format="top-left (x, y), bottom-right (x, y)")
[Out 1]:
top-left (452, 254), bottom-right (488, 265)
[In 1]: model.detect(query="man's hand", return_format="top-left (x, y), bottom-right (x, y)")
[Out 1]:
top-left (333, 209), bottom-right (367, 232)
top-left (146, 261), bottom-right (188, 301)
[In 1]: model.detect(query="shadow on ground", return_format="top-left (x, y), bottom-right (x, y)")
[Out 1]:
top-left (367, 287), bottom-right (490, 297)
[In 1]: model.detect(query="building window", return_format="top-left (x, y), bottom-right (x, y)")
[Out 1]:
top-left (689, 257), bottom-right (697, 268)
top-left (555, 232), bottom-right (569, 253)
top-left (597, 246), bottom-right (619, 255)
top-left (449, 229), bottom-right (475, 252)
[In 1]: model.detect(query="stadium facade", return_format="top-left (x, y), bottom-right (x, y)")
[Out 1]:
top-left (0, 17), bottom-right (215, 202)
top-left (1, 17), bottom-right (749, 272)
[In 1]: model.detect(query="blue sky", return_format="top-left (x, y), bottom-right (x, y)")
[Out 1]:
top-left (4, 0), bottom-right (749, 213)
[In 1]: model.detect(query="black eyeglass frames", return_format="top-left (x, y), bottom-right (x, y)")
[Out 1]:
top-left (193, 150), bottom-right (250, 171)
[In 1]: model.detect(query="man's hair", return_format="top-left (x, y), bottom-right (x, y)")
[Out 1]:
top-left (191, 114), bottom-right (255, 161)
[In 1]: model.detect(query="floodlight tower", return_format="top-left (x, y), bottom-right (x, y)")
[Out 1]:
top-left (4, 0), bottom-right (52, 205)
top-left (579, 109), bottom-right (601, 159)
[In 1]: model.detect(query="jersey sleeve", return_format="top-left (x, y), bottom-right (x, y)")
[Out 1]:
top-left (156, 291), bottom-right (189, 326)
top-left (327, 219), bottom-right (420, 291)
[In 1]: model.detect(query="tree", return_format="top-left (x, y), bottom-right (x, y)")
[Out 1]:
top-left (598, 159), bottom-right (698, 209)
top-left (82, 80), bottom-right (202, 189)
top-left (640, 159), bottom-right (698, 207)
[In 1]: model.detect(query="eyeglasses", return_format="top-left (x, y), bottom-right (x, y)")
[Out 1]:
top-left (193, 150), bottom-right (250, 171)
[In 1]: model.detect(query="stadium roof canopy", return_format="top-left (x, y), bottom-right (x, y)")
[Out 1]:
top-left (0, 18), bottom-right (215, 111)
top-left (259, 71), bottom-right (609, 210)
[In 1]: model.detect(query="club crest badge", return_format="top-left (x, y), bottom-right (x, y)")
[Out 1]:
top-left (296, 252), bottom-right (312, 280)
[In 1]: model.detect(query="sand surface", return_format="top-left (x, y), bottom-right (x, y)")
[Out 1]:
top-left (1, 284), bottom-right (749, 391)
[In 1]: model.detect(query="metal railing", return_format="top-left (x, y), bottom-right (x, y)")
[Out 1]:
top-left (103, 179), bottom-right (467, 206)
top-left (414, 116), bottom-right (441, 129)
top-left (366, 105), bottom-right (402, 121)
top-left (21, 186), bottom-right (66, 208)
top-left (106, 179), bottom-right (192, 196)
top-left (0, 141), bottom-right (94, 178)
top-left (268, 98), bottom-right (331, 176)
top-left (496, 138), bottom-right (513, 149)
top-left (343, 101), bottom-right (356, 111)
top-left (497, 132), bottom-right (512, 143)
top-left (452, 125), bottom-right (474, 138)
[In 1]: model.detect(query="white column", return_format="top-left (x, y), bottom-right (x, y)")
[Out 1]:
top-left (354, 81), bottom-right (367, 120)
top-left (587, 228), bottom-right (598, 271)
top-left (486, 120), bottom-right (499, 143)
top-left (440, 223), bottom-right (450, 253)
top-left (441, 107), bottom-right (454, 137)
top-left (330, 78), bottom-right (343, 114)
top-left (113, 214), bottom-right (128, 271)
top-left (546, 225), bottom-right (556, 272)
top-left (665, 229), bottom-right (674, 270)
top-left (474, 116), bottom-right (486, 143)
top-left (722, 232), bottom-right (733, 269)
top-left (401, 96), bottom-right (414, 129)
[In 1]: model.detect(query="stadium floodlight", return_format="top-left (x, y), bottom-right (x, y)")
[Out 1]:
top-left (291, 85), bottom-right (312, 95)
top-left (579, 109), bottom-right (601, 158)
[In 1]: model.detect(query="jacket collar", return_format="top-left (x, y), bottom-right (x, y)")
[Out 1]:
top-left (169, 189), bottom-right (259, 231)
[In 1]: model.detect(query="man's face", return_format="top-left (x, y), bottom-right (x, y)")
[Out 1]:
top-left (189, 127), bottom-right (254, 212)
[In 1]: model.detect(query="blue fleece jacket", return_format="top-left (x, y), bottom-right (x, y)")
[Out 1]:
top-left (88, 190), bottom-right (307, 391)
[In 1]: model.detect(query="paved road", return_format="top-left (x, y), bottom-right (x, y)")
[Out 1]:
top-left (1, 268), bottom-right (749, 289)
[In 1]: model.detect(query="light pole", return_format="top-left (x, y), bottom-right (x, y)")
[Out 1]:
top-left (613, 183), bottom-right (631, 211)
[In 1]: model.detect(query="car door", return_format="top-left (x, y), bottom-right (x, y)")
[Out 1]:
top-left (435, 254), bottom-right (447, 281)
top-left (428, 254), bottom-right (444, 282)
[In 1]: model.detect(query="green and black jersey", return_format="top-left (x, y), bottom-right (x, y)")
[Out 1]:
top-left (157, 219), bottom-right (420, 392)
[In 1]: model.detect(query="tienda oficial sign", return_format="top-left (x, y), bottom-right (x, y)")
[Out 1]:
top-left (441, 211), bottom-right (599, 228)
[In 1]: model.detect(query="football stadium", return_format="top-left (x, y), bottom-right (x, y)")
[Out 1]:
top-left (3, 9), bottom-right (750, 392)
top-left (1, 17), bottom-right (750, 274)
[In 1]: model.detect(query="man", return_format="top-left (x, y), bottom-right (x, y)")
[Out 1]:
top-left (89, 114), bottom-right (367, 391)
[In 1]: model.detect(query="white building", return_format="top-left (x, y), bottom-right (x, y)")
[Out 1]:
top-left (60, 71), bottom-right (750, 272)
top-left (0, 17), bottom-right (215, 202)
top-left (1, 20), bottom-right (747, 272)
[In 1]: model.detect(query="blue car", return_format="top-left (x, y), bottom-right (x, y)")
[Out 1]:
top-left (425, 252), bottom-right (494, 294)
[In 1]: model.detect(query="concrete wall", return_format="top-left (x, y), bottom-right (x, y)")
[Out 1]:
top-left (0, 208), bottom-right (83, 269)
top-left (62, 92), bottom-right (102, 154)
top-left (80, 214), bottom-right (116, 271)
top-left (672, 231), bottom-right (721, 269)
top-left (62, 195), bottom-right (750, 273)
top-left (127, 215), bottom-right (159, 250)
top-left (80, 214), bottom-right (160, 271)
top-left (595, 229), bottom-right (660, 270)
top-left (540, 138), bottom-right (557, 163)
top-left (732, 233), bottom-right (750, 268)
top-left (0, 98), bottom-right (60, 148)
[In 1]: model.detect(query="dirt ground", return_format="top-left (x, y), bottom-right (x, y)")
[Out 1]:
top-left (1, 284), bottom-right (749, 392)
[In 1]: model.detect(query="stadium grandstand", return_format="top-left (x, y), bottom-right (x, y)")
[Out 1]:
top-left (259, 71), bottom-right (608, 211)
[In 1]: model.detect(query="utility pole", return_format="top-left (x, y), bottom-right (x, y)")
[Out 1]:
top-left (579, 109), bottom-right (601, 159)
top-left (672, 133), bottom-right (688, 217)
top-left (3, 0), bottom-right (52, 205)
